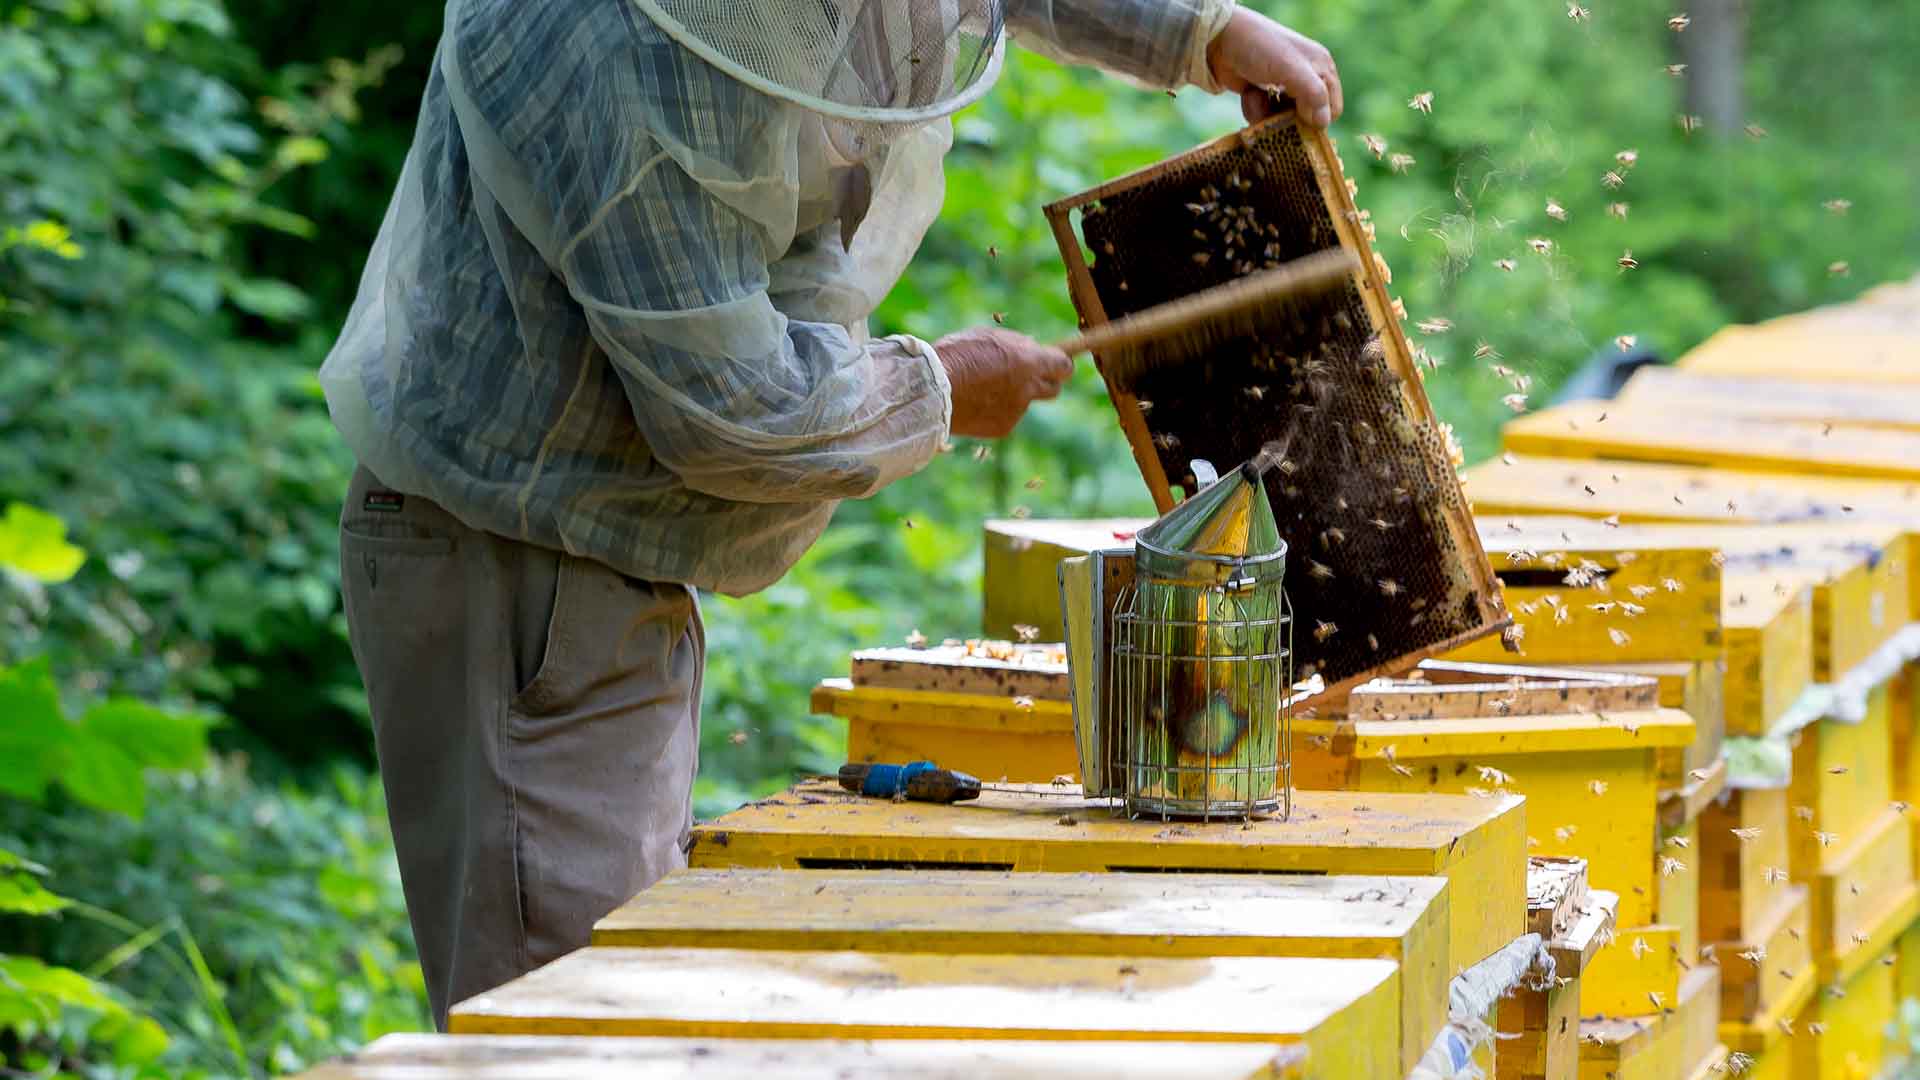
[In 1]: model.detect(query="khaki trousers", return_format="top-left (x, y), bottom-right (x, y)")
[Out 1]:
top-left (338, 466), bottom-right (702, 1029)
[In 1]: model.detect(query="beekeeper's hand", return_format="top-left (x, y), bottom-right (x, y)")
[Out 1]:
top-left (936, 328), bottom-right (1074, 439)
top-left (1206, 9), bottom-right (1343, 128)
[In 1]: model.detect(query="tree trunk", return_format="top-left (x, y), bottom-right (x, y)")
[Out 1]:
top-left (1680, 0), bottom-right (1747, 134)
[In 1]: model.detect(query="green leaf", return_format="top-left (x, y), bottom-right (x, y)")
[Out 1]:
top-left (224, 277), bottom-right (311, 321)
top-left (0, 869), bottom-right (71, 916)
top-left (0, 955), bottom-right (122, 1030)
top-left (0, 660), bottom-right (68, 803)
top-left (80, 698), bottom-right (214, 772)
top-left (58, 731), bottom-right (148, 818)
top-left (0, 503), bottom-right (85, 582)
top-left (274, 135), bottom-right (330, 168)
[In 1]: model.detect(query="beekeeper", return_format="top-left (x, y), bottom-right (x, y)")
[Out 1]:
top-left (321, 0), bottom-right (1342, 1027)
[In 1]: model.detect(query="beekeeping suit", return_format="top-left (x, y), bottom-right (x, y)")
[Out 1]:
top-left (322, 0), bottom-right (1237, 1029)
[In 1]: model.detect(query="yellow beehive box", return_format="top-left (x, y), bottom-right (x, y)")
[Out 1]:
top-left (1896, 919), bottom-right (1920, 1009)
top-left (1660, 815), bottom-right (1703, 960)
top-left (983, 518), bottom-right (1147, 641)
top-left (1719, 945), bottom-right (1819, 1079)
top-left (1293, 707), bottom-right (1691, 931)
top-left (1701, 786), bottom-right (1795, 946)
top-left (1793, 949), bottom-right (1901, 1080)
top-left (1616, 367), bottom-right (1920, 433)
top-left (1786, 684), bottom-right (1897, 883)
top-left (593, 868), bottom-right (1451, 1075)
top-left (293, 1033), bottom-right (1311, 1079)
top-left (1896, 670), bottom-right (1920, 867)
top-left (1677, 321), bottom-right (1920, 387)
top-left (689, 781), bottom-right (1526, 980)
top-left (1803, 803), bottom-right (1919, 977)
top-left (1447, 524), bottom-right (1724, 665)
top-left (448, 947), bottom-right (1404, 1079)
top-left (814, 679), bottom-right (1079, 785)
top-left (1499, 884), bottom-right (1617, 1080)
top-left (1501, 401), bottom-right (1920, 482)
top-left (1717, 575), bottom-right (1816, 738)
top-left (1484, 659), bottom-right (1724, 790)
top-left (1575, 964), bottom-right (1719, 1080)
top-left (1715, 885), bottom-right (1813, 1028)
top-left (1580, 923), bottom-right (1683, 1019)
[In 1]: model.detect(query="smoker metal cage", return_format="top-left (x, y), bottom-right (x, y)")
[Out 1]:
top-left (1043, 114), bottom-right (1509, 700)
top-left (1107, 537), bottom-right (1292, 820)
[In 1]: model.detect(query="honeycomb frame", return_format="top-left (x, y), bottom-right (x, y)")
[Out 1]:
top-left (1043, 114), bottom-right (1509, 696)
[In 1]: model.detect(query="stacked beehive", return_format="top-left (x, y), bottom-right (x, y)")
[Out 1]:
top-left (1452, 275), bottom-right (1920, 1078)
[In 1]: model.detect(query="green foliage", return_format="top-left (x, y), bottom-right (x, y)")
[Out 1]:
top-left (0, 0), bottom-right (391, 767)
top-left (1, 763), bottom-right (428, 1077)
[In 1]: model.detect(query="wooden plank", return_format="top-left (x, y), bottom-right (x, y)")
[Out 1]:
top-left (1676, 322), bottom-right (1920, 386)
top-left (448, 947), bottom-right (1403, 1080)
top-left (1500, 401), bottom-right (1920, 482)
top-left (1293, 708), bottom-right (1690, 928)
top-left (1462, 456), bottom-right (1920, 527)
top-left (1659, 756), bottom-right (1726, 833)
top-left (1550, 889), bottom-right (1619, 978)
top-left (850, 644), bottom-right (1069, 701)
top-left (689, 781), bottom-right (1526, 980)
top-left (1658, 816), bottom-right (1703, 960)
top-left (295, 1033), bottom-right (1311, 1079)
top-left (1616, 367), bottom-right (1920, 432)
top-left (594, 869), bottom-right (1451, 1074)
top-left (1700, 786), bottom-right (1795, 949)
top-left (1577, 965), bottom-right (1718, 1079)
top-left (1718, 961), bottom-right (1818, 1060)
top-left (1337, 661), bottom-right (1659, 720)
top-left (1528, 857), bottom-right (1591, 942)
top-left (1576, 660), bottom-right (1726, 788)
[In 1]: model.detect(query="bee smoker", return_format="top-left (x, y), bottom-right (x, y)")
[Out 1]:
top-left (1098, 452), bottom-right (1293, 820)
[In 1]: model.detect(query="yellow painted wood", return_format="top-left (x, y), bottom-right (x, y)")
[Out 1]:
top-left (1789, 689), bottom-right (1897, 883)
top-left (1462, 457), bottom-right (1920, 528)
top-left (294, 1033), bottom-right (1312, 1079)
top-left (1446, 530), bottom-right (1723, 665)
top-left (1896, 670), bottom-right (1920, 870)
top-left (983, 518), bottom-right (1147, 641)
top-left (1661, 816), bottom-right (1703, 961)
top-left (1719, 574), bottom-right (1816, 738)
top-left (1896, 919), bottom-right (1920, 1011)
top-left (1720, 963), bottom-right (1819, 1059)
top-left (1500, 401), bottom-right (1920, 482)
top-left (1549, 888), bottom-right (1619, 979)
top-left (1581, 924), bottom-right (1683, 1018)
top-left (1559, 660), bottom-right (1726, 787)
top-left (1616, 367), bottom-right (1920, 432)
top-left (816, 680), bottom-right (1081, 784)
top-left (1293, 708), bottom-right (1691, 928)
top-left (1496, 970), bottom-right (1580, 1080)
top-left (1715, 884), bottom-right (1813, 1027)
top-left (1577, 965), bottom-right (1719, 1080)
top-left (1677, 323), bottom-right (1920, 386)
top-left (1701, 786), bottom-right (1796, 948)
top-left (1793, 950), bottom-right (1899, 1080)
top-left (1686, 1045), bottom-right (1733, 1080)
top-left (448, 947), bottom-right (1404, 1080)
top-left (593, 869), bottom-right (1451, 1074)
top-left (690, 781), bottom-right (1527, 979)
top-left (1660, 757), bottom-right (1726, 833)
top-left (1804, 804), bottom-right (1917, 979)
top-left (1737, 1043), bottom-right (1795, 1080)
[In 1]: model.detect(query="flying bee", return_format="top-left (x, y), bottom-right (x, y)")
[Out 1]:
top-left (1243, 385), bottom-right (1267, 400)
top-left (1607, 202), bottom-right (1630, 221)
top-left (1823, 198), bottom-right (1852, 215)
top-left (1323, 527), bottom-right (1345, 544)
top-left (1013, 623), bottom-right (1040, 643)
top-left (992, 311), bottom-right (1008, 325)
top-left (1829, 261), bottom-right (1850, 277)
top-left (1828, 765), bottom-right (1849, 775)
top-left (1602, 514), bottom-right (1621, 528)
top-left (1602, 170), bottom-right (1626, 190)
top-left (1379, 578), bottom-right (1402, 597)
top-left (1609, 628), bottom-right (1631, 647)
top-left (1308, 559), bottom-right (1335, 580)
top-left (1494, 257), bottom-right (1517, 272)
top-left (1618, 250), bottom-right (1639, 270)
top-left (1408, 91), bottom-right (1434, 114)
top-left (1502, 393), bottom-right (1529, 412)
top-left (1369, 517), bottom-right (1395, 531)
top-left (1763, 866), bottom-right (1788, 884)
top-left (1528, 236), bottom-right (1554, 255)
top-left (1416, 317), bottom-right (1453, 334)
top-left (1815, 831), bottom-right (1838, 847)
top-left (1388, 152), bottom-right (1416, 174)
top-left (1360, 133), bottom-right (1388, 159)
top-left (987, 245), bottom-right (999, 259)
top-left (1024, 476), bottom-right (1044, 490)
top-left (1679, 114), bottom-right (1701, 134)
top-left (1555, 824), bottom-right (1577, 842)
top-left (1666, 63), bottom-right (1688, 77)
top-left (1661, 577), bottom-right (1683, 592)
top-left (1745, 124), bottom-right (1769, 139)
top-left (1659, 856), bottom-right (1685, 877)
top-left (1589, 779), bottom-right (1609, 796)
top-left (1567, 1), bottom-right (1589, 20)
top-left (1615, 334), bottom-right (1637, 351)
top-left (1545, 198), bottom-right (1568, 222)
top-left (1153, 432), bottom-right (1180, 450)
top-left (1474, 341), bottom-right (1500, 360)
top-left (1668, 13), bottom-right (1691, 31)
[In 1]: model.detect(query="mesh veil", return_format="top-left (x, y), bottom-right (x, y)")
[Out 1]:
top-left (632, 0), bottom-right (1006, 144)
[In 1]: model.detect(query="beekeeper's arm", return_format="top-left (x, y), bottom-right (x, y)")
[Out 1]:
top-left (552, 54), bottom-right (1068, 504)
top-left (1007, 0), bottom-right (1343, 126)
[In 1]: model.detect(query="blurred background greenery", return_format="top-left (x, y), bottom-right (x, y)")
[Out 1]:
top-left (1, 0), bottom-right (1915, 1073)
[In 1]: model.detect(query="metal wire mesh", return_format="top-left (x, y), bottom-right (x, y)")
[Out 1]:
top-left (1108, 548), bottom-right (1292, 820)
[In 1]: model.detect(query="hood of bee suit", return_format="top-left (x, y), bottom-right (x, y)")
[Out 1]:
top-left (1136, 455), bottom-right (1287, 584)
top-left (630, 0), bottom-right (1007, 143)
